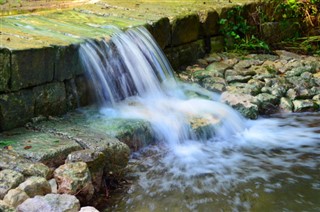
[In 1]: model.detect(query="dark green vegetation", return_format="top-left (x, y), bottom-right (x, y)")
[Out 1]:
top-left (218, 0), bottom-right (320, 54)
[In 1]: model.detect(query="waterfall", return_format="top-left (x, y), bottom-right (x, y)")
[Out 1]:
top-left (79, 26), bottom-right (245, 148)
top-left (79, 26), bottom-right (320, 211)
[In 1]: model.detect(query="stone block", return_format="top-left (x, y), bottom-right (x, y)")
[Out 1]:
top-left (54, 44), bottom-right (84, 81)
top-left (210, 36), bottom-right (225, 53)
top-left (33, 82), bottom-right (67, 116)
top-left (0, 89), bottom-right (34, 131)
top-left (11, 47), bottom-right (55, 90)
top-left (0, 49), bottom-right (11, 92)
top-left (146, 17), bottom-right (171, 49)
top-left (165, 40), bottom-right (205, 70)
top-left (199, 10), bottom-right (220, 37)
top-left (171, 13), bottom-right (200, 46)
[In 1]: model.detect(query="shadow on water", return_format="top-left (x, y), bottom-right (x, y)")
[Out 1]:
top-left (79, 26), bottom-right (320, 211)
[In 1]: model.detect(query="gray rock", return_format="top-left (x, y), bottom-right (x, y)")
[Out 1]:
top-left (279, 97), bottom-right (293, 112)
top-left (0, 150), bottom-right (51, 179)
top-left (3, 188), bottom-right (29, 208)
top-left (221, 91), bottom-right (258, 119)
top-left (18, 176), bottom-right (51, 198)
top-left (17, 193), bottom-right (80, 212)
top-left (293, 100), bottom-right (317, 112)
top-left (48, 179), bottom-right (58, 194)
top-left (66, 150), bottom-right (106, 192)
top-left (54, 162), bottom-right (94, 204)
top-left (226, 75), bottom-right (252, 84)
top-left (0, 169), bottom-right (24, 199)
top-left (254, 93), bottom-right (280, 114)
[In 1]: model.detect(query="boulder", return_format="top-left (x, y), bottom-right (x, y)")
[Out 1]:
top-left (18, 176), bottom-right (51, 198)
top-left (220, 91), bottom-right (258, 119)
top-left (171, 14), bottom-right (200, 46)
top-left (0, 149), bottom-right (51, 179)
top-left (254, 93), bottom-right (280, 114)
top-left (3, 188), bottom-right (29, 208)
top-left (0, 169), bottom-right (25, 199)
top-left (293, 100), bottom-right (318, 112)
top-left (66, 150), bottom-right (106, 192)
top-left (0, 200), bottom-right (15, 212)
top-left (17, 193), bottom-right (80, 212)
top-left (54, 162), bottom-right (94, 203)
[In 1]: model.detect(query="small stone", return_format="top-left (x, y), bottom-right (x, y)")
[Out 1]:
top-left (79, 206), bottom-right (100, 212)
top-left (3, 188), bottom-right (29, 208)
top-left (18, 176), bottom-right (51, 198)
top-left (286, 88), bottom-right (298, 100)
top-left (0, 169), bottom-right (25, 199)
top-left (48, 179), bottom-right (58, 193)
top-left (254, 93), bottom-right (280, 114)
top-left (16, 193), bottom-right (80, 212)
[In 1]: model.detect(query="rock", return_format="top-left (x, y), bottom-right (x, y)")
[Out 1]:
top-left (79, 206), bottom-right (100, 212)
top-left (274, 50), bottom-right (302, 61)
top-left (66, 150), bottom-right (106, 192)
top-left (18, 176), bottom-right (51, 198)
top-left (199, 9), bottom-right (219, 36)
top-left (279, 97), bottom-right (293, 112)
top-left (147, 17), bottom-right (171, 49)
top-left (205, 61), bottom-right (230, 77)
top-left (48, 179), bottom-right (58, 194)
top-left (254, 93), bottom-right (280, 114)
top-left (285, 65), bottom-right (314, 77)
top-left (0, 200), bottom-right (15, 212)
top-left (0, 149), bottom-right (51, 179)
top-left (3, 188), bottom-right (29, 207)
top-left (0, 50), bottom-right (10, 92)
top-left (220, 91), bottom-right (258, 119)
top-left (286, 88), bottom-right (298, 100)
top-left (0, 129), bottom-right (82, 168)
top-left (54, 162), bottom-right (94, 203)
top-left (293, 100), bottom-right (317, 112)
top-left (226, 75), bottom-right (252, 84)
top-left (0, 169), bottom-right (24, 199)
top-left (233, 59), bottom-right (263, 70)
top-left (16, 193), bottom-right (80, 212)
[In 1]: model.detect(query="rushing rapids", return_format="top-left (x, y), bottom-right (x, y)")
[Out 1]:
top-left (79, 27), bottom-right (320, 211)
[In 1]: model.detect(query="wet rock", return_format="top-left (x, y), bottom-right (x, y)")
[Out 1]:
top-left (54, 162), bottom-right (94, 203)
top-left (0, 130), bottom-right (82, 168)
top-left (279, 97), bottom-right (293, 112)
top-left (293, 100), bottom-right (318, 112)
top-left (18, 176), bottom-right (51, 198)
top-left (226, 75), bottom-right (252, 84)
top-left (0, 169), bottom-right (24, 199)
top-left (0, 200), bottom-right (15, 212)
top-left (0, 149), bottom-right (51, 179)
top-left (147, 17), bottom-right (171, 49)
top-left (17, 193), bottom-right (80, 212)
top-left (3, 188), bottom-right (29, 208)
top-left (79, 206), bottom-right (100, 212)
top-left (254, 93), bottom-right (280, 114)
top-left (66, 150), bottom-right (106, 192)
top-left (221, 91), bottom-right (258, 119)
top-left (286, 88), bottom-right (298, 100)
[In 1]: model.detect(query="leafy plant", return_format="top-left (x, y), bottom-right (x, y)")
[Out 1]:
top-left (219, 6), bottom-right (270, 52)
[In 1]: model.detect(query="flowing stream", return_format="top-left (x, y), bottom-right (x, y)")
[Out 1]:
top-left (79, 27), bottom-right (320, 211)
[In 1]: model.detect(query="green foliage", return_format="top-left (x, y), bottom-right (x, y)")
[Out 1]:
top-left (0, 140), bottom-right (15, 148)
top-left (219, 6), bottom-right (269, 52)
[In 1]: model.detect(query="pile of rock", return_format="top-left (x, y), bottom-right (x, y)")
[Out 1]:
top-left (0, 149), bottom-right (106, 211)
top-left (179, 50), bottom-right (320, 119)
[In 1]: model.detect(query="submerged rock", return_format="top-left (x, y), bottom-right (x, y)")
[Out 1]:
top-left (17, 193), bottom-right (80, 212)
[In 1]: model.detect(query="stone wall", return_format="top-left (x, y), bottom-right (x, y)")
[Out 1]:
top-left (0, 2), bottom-right (299, 131)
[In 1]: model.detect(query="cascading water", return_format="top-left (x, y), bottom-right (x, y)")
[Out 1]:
top-left (79, 27), bottom-right (320, 211)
